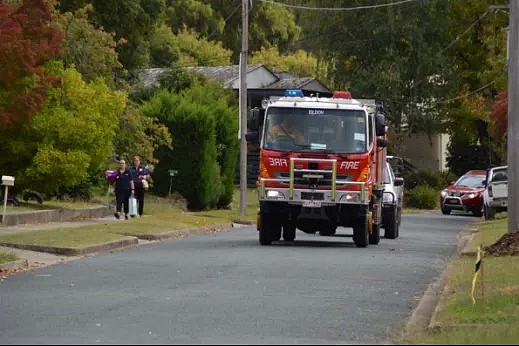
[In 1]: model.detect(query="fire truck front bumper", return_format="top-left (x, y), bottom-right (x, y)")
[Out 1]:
top-left (258, 186), bottom-right (370, 206)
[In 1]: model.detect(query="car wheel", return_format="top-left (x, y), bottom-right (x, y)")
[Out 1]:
top-left (384, 207), bottom-right (398, 239)
top-left (441, 204), bottom-right (451, 215)
top-left (472, 204), bottom-right (483, 217)
top-left (484, 204), bottom-right (496, 220)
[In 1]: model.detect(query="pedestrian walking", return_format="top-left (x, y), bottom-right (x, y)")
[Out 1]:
top-left (129, 156), bottom-right (150, 217)
top-left (113, 159), bottom-right (135, 220)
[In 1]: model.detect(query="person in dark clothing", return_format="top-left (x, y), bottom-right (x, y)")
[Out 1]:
top-left (129, 156), bottom-right (150, 217)
top-left (113, 159), bottom-right (135, 220)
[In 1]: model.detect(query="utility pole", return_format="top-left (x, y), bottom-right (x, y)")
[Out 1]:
top-left (508, 0), bottom-right (518, 234)
top-left (239, 0), bottom-right (249, 216)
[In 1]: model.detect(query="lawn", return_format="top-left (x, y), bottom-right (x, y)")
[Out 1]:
top-left (0, 188), bottom-right (259, 249)
top-left (0, 252), bottom-right (18, 265)
top-left (408, 217), bottom-right (519, 344)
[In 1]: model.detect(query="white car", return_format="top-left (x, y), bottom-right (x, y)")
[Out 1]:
top-left (382, 161), bottom-right (404, 239)
top-left (483, 165), bottom-right (507, 220)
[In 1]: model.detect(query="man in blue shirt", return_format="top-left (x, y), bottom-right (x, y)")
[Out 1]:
top-left (129, 156), bottom-right (150, 217)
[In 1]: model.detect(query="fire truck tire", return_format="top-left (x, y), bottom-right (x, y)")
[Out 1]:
top-left (353, 216), bottom-right (369, 248)
top-left (259, 213), bottom-right (273, 245)
top-left (272, 220), bottom-right (282, 241)
top-left (384, 207), bottom-right (398, 239)
top-left (283, 224), bottom-right (296, 242)
top-left (369, 223), bottom-right (381, 245)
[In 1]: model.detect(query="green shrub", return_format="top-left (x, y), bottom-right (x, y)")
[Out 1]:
top-left (141, 83), bottom-right (238, 211)
top-left (407, 186), bottom-right (438, 209)
top-left (406, 170), bottom-right (457, 190)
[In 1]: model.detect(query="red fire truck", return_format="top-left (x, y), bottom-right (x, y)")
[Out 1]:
top-left (246, 90), bottom-right (388, 248)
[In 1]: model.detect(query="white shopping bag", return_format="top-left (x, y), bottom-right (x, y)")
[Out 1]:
top-left (129, 196), bottom-right (138, 216)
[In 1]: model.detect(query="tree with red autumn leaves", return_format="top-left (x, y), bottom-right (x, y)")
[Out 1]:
top-left (489, 91), bottom-right (508, 140)
top-left (0, 0), bottom-right (62, 130)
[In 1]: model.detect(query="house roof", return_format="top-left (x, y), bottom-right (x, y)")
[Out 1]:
top-left (267, 77), bottom-right (317, 89)
top-left (136, 64), bottom-right (331, 93)
top-left (187, 64), bottom-right (265, 87)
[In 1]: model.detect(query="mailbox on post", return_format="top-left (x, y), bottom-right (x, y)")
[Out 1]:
top-left (2, 175), bottom-right (15, 224)
top-left (2, 176), bottom-right (15, 186)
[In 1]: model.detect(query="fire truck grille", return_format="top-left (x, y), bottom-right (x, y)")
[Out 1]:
top-left (300, 192), bottom-right (325, 200)
top-left (277, 173), bottom-right (351, 186)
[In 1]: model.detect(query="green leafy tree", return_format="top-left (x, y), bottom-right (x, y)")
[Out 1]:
top-left (251, 46), bottom-right (328, 80)
top-left (54, 4), bottom-right (122, 86)
top-left (113, 105), bottom-right (172, 166)
top-left (174, 27), bottom-right (232, 66)
top-left (58, 0), bottom-right (167, 70)
top-left (8, 63), bottom-right (126, 193)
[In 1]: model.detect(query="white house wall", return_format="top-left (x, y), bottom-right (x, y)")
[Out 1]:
top-left (230, 67), bottom-right (279, 89)
top-left (399, 132), bottom-right (450, 171)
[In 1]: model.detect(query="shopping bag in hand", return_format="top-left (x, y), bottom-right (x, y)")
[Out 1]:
top-left (129, 196), bottom-right (138, 216)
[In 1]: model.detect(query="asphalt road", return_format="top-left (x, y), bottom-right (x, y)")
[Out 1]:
top-left (0, 211), bottom-right (476, 344)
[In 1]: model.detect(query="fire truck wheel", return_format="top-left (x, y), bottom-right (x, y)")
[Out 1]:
top-left (353, 216), bottom-right (369, 248)
top-left (283, 224), bottom-right (296, 242)
top-left (259, 213), bottom-right (273, 245)
top-left (369, 223), bottom-right (381, 245)
top-left (272, 220), bottom-right (282, 241)
top-left (384, 207), bottom-right (398, 239)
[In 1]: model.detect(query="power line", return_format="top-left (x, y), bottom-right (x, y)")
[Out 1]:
top-left (438, 10), bottom-right (490, 56)
top-left (433, 81), bottom-right (495, 104)
top-left (258, 0), bottom-right (416, 11)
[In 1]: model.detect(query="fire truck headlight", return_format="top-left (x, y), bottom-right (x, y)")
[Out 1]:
top-left (266, 190), bottom-right (285, 200)
top-left (340, 193), bottom-right (361, 203)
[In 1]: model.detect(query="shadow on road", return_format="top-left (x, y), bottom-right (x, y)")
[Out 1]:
top-left (271, 239), bottom-right (356, 248)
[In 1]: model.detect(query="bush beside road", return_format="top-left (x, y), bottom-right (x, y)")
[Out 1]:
top-left (407, 217), bottom-right (519, 344)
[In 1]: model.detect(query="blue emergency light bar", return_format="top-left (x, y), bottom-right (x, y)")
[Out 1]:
top-left (284, 89), bottom-right (304, 97)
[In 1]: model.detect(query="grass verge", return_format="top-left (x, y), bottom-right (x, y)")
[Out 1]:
top-left (407, 217), bottom-right (519, 344)
top-left (0, 188), bottom-right (258, 249)
top-left (0, 252), bottom-right (19, 265)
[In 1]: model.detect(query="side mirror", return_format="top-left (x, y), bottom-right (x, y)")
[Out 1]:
top-left (482, 180), bottom-right (487, 187)
top-left (394, 177), bottom-right (404, 187)
top-left (245, 131), bottom-right (259, 143)
top-left (377, 138), bottom-right (388, 148)
top-left (248, 108), bottom-right (260, 131)
top-left (375, 113), bottom-right (386, 136)
top-left (450, 181), bottom-right (455, 185)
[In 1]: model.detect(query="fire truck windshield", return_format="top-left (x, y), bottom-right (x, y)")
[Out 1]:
top-left (262, 107), bottom-right (368, 154)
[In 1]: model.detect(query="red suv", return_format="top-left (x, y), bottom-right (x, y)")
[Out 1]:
top-left (440, 170), bottom-right (486, 217)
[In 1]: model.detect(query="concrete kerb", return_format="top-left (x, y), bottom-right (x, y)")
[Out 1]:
top-left (402, 220), bottom-right (481, 339)
top-left (0, 259), bottom-right (29, 271)
top-left (0, 237), bottom-right (138, 257)
top-left (121, 223), bottom-right (236, 241)
top-left (2, 205), bottom-right (113, 226)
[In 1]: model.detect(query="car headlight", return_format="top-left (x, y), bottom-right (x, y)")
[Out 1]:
top-left (465, 193), bottom-right (476, 199)
top-left (440, 190), bottom-right (448, 198)
top-left (265, 190), bottom-right (285, 200)
top-left (340, 192), bottom-right (361, 203)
